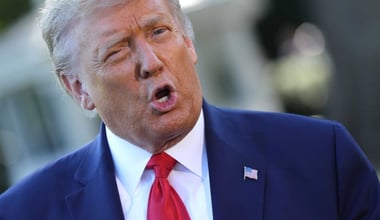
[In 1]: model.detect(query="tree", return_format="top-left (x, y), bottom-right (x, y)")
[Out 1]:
top-left (0, 0), bottom-right (31, 32)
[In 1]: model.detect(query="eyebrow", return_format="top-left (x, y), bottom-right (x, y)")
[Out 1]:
top-left (140, 14), bottom-right (172, 29)
top-left (94, 32), bottom-right (129, 61)
top-left (104, 33), bottom-right (129, 49)
top-left (95, 14), bottom-right (174, 58)
top-left (100, 13), bottom-right (172, 38)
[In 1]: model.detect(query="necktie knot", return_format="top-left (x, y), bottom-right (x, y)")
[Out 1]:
top-left (146, 152), bottom-right (190, 220)
top-left (146, 153), bottom-right (176, 178)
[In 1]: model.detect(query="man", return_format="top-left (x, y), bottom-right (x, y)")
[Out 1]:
top-left (0, 0), bottom-right (379, 219)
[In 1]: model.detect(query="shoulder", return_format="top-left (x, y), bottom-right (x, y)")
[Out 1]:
top-left (0, 143), bottom-right (93, 216)
top-left (204, 103), bottom-right (340, 135)
top-left (204, 103), bottom-right (380, 218)
top-left (202, 103), bottom-right (360, 167)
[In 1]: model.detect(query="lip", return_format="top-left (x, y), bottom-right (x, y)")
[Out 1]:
top-left (149, 83), bottom-right (177, 113)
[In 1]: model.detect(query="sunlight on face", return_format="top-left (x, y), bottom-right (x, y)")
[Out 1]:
top-left (70, 0), bottom-right (202, 152)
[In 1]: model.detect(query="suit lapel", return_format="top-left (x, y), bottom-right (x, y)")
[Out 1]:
top-left (203, 102), bottom-right (266, 220)
top-left (64, 103), bottom-right (266, 220)
top-left (65, 125), bottom-right (124, 220)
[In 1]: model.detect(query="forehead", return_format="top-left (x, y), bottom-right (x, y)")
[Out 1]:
top-left (74, 0), bottom-right (177, 45)
top-left (81, 0), bottom-right (173, 27)
top-left (73, 0), bottom-right (178, 53)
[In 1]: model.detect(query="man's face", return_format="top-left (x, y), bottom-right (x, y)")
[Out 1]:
top-left (63, 0), bottom-right (202, 152)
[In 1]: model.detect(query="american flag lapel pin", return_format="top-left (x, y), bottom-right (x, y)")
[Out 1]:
top-left (244, 166), bottom-right (258, 180)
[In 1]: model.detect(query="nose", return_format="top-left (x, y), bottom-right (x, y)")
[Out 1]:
top-left (137, 40), bottom-right (163, 79)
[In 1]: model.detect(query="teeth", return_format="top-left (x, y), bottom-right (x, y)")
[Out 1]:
top-left (157, 96), bottom-right (168, 103)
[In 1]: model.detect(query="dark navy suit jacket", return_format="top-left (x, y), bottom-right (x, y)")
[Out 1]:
top-left (1, 102), bottom-right (379, 219)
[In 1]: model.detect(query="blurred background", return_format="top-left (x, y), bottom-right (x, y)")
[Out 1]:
top-left (0, 0), bottom-right (379, 193)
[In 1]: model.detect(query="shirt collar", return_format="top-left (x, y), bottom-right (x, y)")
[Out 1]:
top-left (106, 110), bottom-right (205, 194)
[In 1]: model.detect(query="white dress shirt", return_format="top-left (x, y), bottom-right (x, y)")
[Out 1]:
top-left (106, 111), bottom-right (213, 219)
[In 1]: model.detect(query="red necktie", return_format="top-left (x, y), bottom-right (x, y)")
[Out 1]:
top-left (146, 153), bottom-right (190, 220)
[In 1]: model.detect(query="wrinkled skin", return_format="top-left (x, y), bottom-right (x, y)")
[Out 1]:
top-left (60, 0), bottom-right (203, 153)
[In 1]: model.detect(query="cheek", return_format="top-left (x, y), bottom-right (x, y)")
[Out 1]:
top-left (167, 46), bottom-right (196, 73)
top-left (90, 63), bottom-right (137, 91)
top-left (84, 73), bottom-right (130, 108)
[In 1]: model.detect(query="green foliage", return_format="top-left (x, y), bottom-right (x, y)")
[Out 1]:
top-left (0, 0), bottom-right (32, 32)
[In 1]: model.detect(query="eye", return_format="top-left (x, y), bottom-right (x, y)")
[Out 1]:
top-left (152, 27), bottom-right (168, 36)
top-left (104, 47), bottom-right (129, 63)
top-left (107, 49), bottom-right (121, 58)
top-left (104, 49), bottom-right (120, 61)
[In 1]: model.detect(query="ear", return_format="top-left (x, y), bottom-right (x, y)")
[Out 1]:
top-left (184, 36), bottom-right (198, 64)
top-left (59, 72), bottom-right (95, 110)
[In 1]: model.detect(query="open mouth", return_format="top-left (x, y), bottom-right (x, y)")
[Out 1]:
top-left (154, 85), bottom-right (172, 103)
top-left (150, 84), bottom-right (177, 113)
